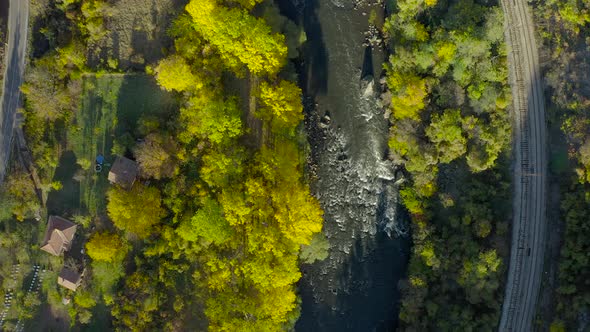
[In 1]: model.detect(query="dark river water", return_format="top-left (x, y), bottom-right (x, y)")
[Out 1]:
top-left (277, 0), bottom-right (411, 331)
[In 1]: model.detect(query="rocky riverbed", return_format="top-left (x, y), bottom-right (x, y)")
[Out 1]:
top-left (278, 0), bottom-right (411, 330)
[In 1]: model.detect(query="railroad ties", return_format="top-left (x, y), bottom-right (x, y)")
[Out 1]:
top-left (503, 6), bottom-right (531, 328)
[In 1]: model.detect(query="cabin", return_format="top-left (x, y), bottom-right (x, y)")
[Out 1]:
top-left (108, 156), bottom-right (138, 190)
top-left (57, 267), bottom-right (83, 292)
top-left (40, 216), bottom-right (77, 256)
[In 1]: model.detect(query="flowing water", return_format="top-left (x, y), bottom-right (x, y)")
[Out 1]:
top-left (277, 0), bottom-right (411, 330)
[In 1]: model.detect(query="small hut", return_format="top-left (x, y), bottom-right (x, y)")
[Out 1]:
top-left (57, 267), bottom-right (83, 292)
top-left (108, 156), bottom-right (138, 190)
top-left (40, 216), bottom-right (77, 256)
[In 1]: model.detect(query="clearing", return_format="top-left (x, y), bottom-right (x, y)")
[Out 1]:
top-left (46, 73), bottom-right (178, 219)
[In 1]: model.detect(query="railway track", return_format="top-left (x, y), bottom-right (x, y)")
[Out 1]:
top-left (499, 0), bottom-right (548, 330)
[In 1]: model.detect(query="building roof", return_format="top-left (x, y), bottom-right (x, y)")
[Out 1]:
top-left (108, 156), bottom-right (138, 190)
top-left (40, 216), bottom-right (77, 256)
top-left (57, 267), bottom-right (82, 291)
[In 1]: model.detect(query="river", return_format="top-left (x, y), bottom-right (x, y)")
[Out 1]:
top-left (276, 0), bottom-right (411, 330)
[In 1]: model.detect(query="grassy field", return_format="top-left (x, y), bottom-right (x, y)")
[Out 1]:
top-left (46, 74), bottom-right (178, 218)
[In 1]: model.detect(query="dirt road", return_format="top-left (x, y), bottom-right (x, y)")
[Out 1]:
top-left (0, 0), bottom-right (29, 183)
top-left (499, 0), bottom-right (548, 330)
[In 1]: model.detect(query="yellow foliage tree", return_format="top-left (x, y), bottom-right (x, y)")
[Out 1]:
top-left (186, 0), bottom-right (287, 75)
top-left (388, 72), bottom-right (428, 120)
top-left (106, 183), bottom-right (165, 239)
top-left (257, 143), bottom-right (323, 246)
top-left (86, 232), bottom-right (128, 263)
top-left (258, 80), bottom-right (304, 130)
top-left (154, 55), bottom-right (201, 92)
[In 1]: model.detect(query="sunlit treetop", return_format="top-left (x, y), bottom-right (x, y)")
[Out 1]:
top-left (186, 0), bottom-right (288, 76)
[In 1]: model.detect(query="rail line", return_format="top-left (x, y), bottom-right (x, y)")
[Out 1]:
top-left (499, 0), bottom-right (548, 330)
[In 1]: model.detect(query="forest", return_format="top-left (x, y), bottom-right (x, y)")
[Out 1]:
top-left (1, 0), bottom-right (323, 330)
top-left (383, 0), bottom-right (513, 329)
top-left (532, 0), bottom-right (590, 330)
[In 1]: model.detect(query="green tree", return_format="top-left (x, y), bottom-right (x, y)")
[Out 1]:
top-left (78, 310), bottom-right (93, 324)
top-left (0, 170), bottom-right (40, 221)
top-left (199, 147), bottom-right (246, 189)
top-left (179, 95), bottom-right (243, 145)
top-left (176, 198), bottom-right (232, 246)
top-left (426, 109), bottom-right (467, 163)
top-left (300, 233), bottom-right (330, 263)
top-left (549, 319), bottom-right (566, 332)
top-left (458, 250), bottom-right (502, 304)
top-left (92, 260), bottom-right (125, 300)
top-left (112, 271), bottom-right (161, 332)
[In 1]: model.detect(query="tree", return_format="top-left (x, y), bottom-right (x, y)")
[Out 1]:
top-left (179, 95), bottom-right (243, 145)
top-left (186, 0), bottom-right (287, 75)
top-left (154, 55), bottom-right (201, 92)
top-left (176, 198), bottom-right (232, 246)
top-left (256, 144), bottom-right (324, 246)
top-left (134, 133), bottom-right (179, 180)
top-left (72, 214), bottom-right (92, 228)
top-left (578, 139), bottom-right (590, 182)
top-left (112, 271), bottom-right (161, 332)
top-left (18, 293), bottom-right (41, 320)
top-left (387, 72), bottom-right (428, 120)
top-left (458, 250), bottom-right (502, 304)
top-left (74, 291), bottom-right (97, 309)
top-left (78, 310), bottom-right (93, 324)
top-left (426, 109), bottom-right (467, 163)
top-left (107, 183), bottom-right (165, 239)
top-left (86, 232), bottom-right (129, 263)
top-left (21, 54), bottom-right (81, 121)
top-left (549, 320), bottom-right (566, 332)
top-left (300, 233), bottom-right (330, 263)
top-left (199, 147), bottom-right (246, 189)
top-left (258, 80), bottom-right (303, 130)
top-left (0, 170), bottom-right (40, 221)
top-left (205, 284), bottom-right (299, 332)
top-left (92, 260), bottom-right (125, 299)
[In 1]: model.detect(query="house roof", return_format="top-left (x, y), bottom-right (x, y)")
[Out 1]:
top-left (40, 216), bottom-right (77, 256)
top-left (58, 267), bottom-right (82, 291)
top-left (108, 156), bottom-right (138, 190)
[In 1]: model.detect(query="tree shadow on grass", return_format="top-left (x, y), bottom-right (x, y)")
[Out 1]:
top-left (46, 151), bottom-right (83, 217)
top-left (115, 74), bottom-right (179, 139)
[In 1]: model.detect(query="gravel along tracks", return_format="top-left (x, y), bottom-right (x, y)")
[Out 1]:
top-left (499, 0), bottom-right (548, 330)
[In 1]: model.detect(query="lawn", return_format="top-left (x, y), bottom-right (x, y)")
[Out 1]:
top-left (46, 74), bottom-right (178, 218)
